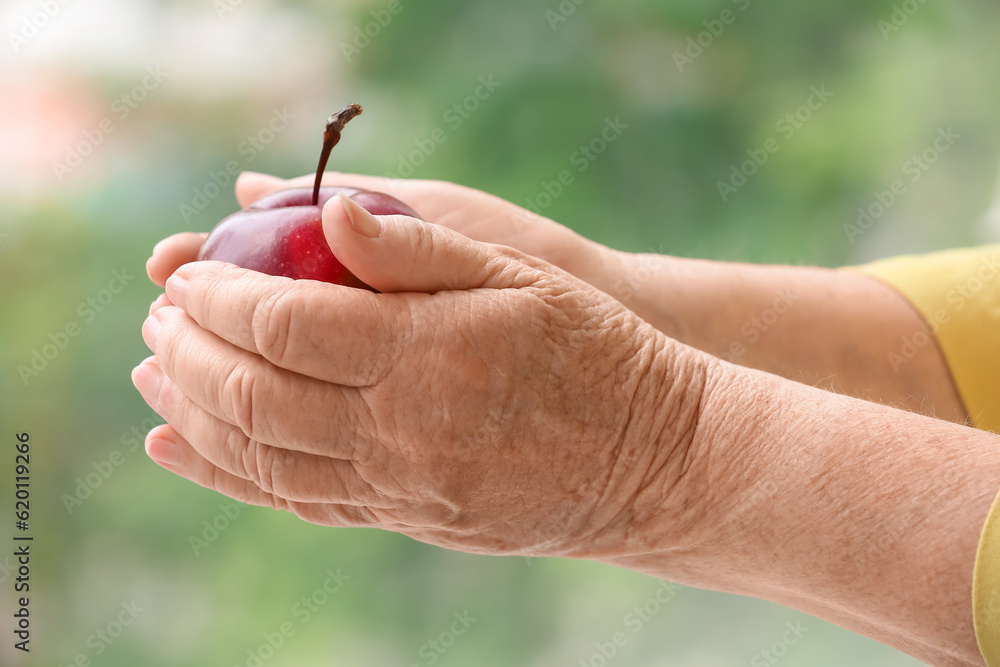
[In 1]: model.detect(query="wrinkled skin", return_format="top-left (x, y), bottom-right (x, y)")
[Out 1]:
top-left (139, 172), bottom-right (1000, 666)
top-left (137, 187), bottom-right (709, 558)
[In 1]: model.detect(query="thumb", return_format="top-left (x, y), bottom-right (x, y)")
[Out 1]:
top-left (323, 193), bottom-right (522, 293)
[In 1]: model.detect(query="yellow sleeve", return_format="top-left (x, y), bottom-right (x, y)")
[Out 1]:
top-left (975, 490), bottom-right (1000, 667)
top-left (851, 245), bottom-right (1000, 666)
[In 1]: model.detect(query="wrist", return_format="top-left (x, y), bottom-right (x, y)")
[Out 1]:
top-left (673, 364), bottom-right (999, 664)
top-left (591, 354), bottom-right (789, 586)
top-left (574, 335), bottom-right (730, 566)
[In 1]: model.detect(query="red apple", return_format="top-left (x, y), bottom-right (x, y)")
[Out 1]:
top-left (197, 104), bottom-right (421, 289)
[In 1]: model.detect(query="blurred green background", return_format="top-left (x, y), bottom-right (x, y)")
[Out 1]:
top-left (3, 0), bottom-right (1000, 664)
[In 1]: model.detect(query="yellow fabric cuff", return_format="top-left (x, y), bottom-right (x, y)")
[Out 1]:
top-left (850, 245), bottom-right (1000, 666)
top-left (850, 245), bottom-right (1000, 433)
top-left (976, 488), bottom-right (1000, 667)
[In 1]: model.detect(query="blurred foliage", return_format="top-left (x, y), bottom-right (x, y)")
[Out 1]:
top-left (3, 0), bottom-right (1000, 664)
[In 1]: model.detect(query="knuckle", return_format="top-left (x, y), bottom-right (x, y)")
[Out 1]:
top-left (156, 375), bottom-right (182, 417)
top-left (225, 427), bottom-right (252, 474)
top-left (350, 301), bottom-right (408, 387)
top-left (269, 493), bottom-right (290, 512)
top-left (251, 286), bottom-right (298, 364)
top-left (154, 311), bottom-right (183, 360)
top-left (407, 220), bottom-right (438, 264)
top-left (221, 361), bottom-right (262, 440)
top-left (193, 267), bottom-right (231, 326)
top-left (486, 252), bottom-right (532, 288)
top-left (332, 504), bottom-right (375, 527)
top-left (337, 462), bottom-right (378, 505)
top-left (373, 341), bottom-right (401, 386)
top-left (155, 311), bottom-right (202, 379)
top-left (490, 244), bottom-right (524, 262)
top-left (240, 440), bottom-right (278, 494)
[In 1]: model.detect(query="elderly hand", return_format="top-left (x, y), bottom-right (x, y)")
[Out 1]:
top-left (135, 193), bottom-right (709, 558)
top-left (146, 170), bottom-right (618, 293)
top-left (140, 175), bottom-right (1000, 665)
top-left (146, 171), bottom-right (965, 426)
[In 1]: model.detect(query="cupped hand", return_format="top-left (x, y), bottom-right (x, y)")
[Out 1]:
top-left (145, 171), bottom-right (622, 294)
top-left (135, 194), bottom-right (708, 558)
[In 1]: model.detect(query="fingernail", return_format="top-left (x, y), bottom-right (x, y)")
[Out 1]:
top-left (141, 314), bottom-right (161, 351)
top-left (131, 360), bottom-right (163, 410)
top-left (146, 436), bottom-right (182, 469)
top-left (339, 193), bottom-right (381, 238)
top-left (165, 275), bottom-right (189, 310)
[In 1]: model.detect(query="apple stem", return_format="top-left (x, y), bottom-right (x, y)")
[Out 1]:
top-left (312, 103), bottom-right (364, 206)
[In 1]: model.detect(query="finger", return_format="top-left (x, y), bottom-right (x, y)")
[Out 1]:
top-left (146, 233), bottom-right (208, 287)
top-left (142, 305), bottom-right (373, 459)
top-left (145, 423), bottom-right (287, 509)
top-left (144, 425), bottom-right (374, 527)
top-left (234, 171), bottom-right (289, 208)
top-left (133, 357), bottom-right (386, 506)
top-left (149, 293), bottom-right (172, 315)
top-left (324, 193), bottom-right (537, 294)
top-left (164, 261), bottom-right (405, 386)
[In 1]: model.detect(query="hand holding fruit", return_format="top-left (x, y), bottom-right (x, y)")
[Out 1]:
top-left (147, 101), bottom-right (622, 293)
top-left (138, 105), bottom-right (709, 558)
top-left (231, 170), bottom-right (625, 293)
top-left (135, 197), bottom-right (711, 558)
top-left (197, 105), bottom-right (423, 289)
top-left (136, 107), bottom-right (1000, 667)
